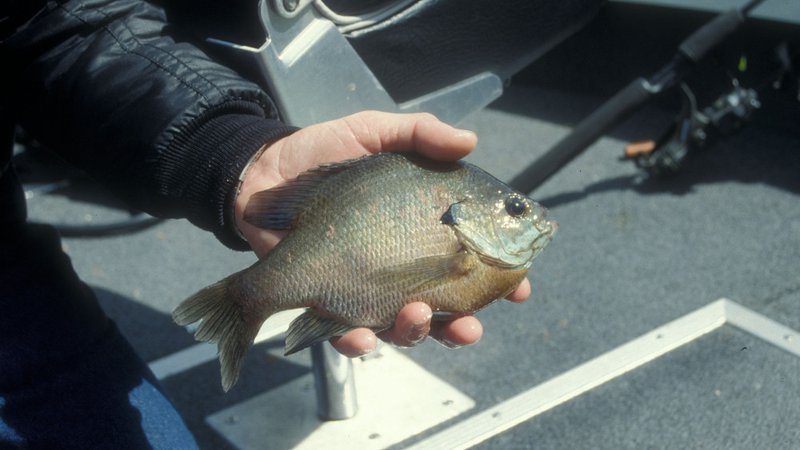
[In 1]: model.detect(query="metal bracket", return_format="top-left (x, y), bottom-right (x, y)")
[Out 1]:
top-left (208, 0), bottom-right (503, 127)
top-left (273, 0), bottom-right (314, 19)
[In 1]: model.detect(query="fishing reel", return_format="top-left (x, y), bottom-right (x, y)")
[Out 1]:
top-left (622, 37), bottom-right (798, 176)
top-left (623, 79), bottom-right (761, 175)
top-left (508, 0), bottom-right (798, 193)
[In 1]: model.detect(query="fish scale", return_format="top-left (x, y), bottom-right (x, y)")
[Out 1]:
top-left (173, 152), bottom-right (557, 391)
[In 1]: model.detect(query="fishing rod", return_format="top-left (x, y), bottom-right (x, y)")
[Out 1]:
top-left (509, 0), bottom-right (770, 193)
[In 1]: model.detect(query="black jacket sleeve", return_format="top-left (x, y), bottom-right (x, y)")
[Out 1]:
top-left (1, 0), bottom-right (296, 250)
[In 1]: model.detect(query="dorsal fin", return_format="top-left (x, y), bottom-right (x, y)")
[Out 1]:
top-left (243, 154), bottom-right (374, 230)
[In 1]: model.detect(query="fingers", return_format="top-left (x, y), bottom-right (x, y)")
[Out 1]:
top-left (377, 302), bottom-right (433, 347)
top-left (331, 277), bottom-right (531, 357)
top-left (429, 316), bottom-right (483, 348)
top-left (330, 328), bottom-right (377, 358)
top-left (506, 278), bottom-right (531, 303)
top-left (342, 111), bottom-right (477, 160)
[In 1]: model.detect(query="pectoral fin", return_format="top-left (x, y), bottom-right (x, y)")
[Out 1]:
top-left (285, 310), bottom-right (356, 355)
top-left (371, 252), bottom-right (477, 294)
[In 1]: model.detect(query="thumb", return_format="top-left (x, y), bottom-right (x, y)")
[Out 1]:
top-left (343, 111), bottom-right (477, 160)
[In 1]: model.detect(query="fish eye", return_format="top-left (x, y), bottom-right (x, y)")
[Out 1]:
top-left (504, 195), bottom-right (528, 218)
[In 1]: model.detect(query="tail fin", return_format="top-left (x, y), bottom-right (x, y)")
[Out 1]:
top-left (172, 275), bottom-right (265, 391)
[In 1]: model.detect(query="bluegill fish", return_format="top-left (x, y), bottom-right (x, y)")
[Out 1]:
top-left (173, 152), bottom-right (557, 390)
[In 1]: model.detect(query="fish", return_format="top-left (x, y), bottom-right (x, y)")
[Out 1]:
top-left (172, 152), bottom-right (557, 390)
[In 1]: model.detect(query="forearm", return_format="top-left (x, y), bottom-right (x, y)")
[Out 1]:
top-left (2, 0), bottom-right (295, 248)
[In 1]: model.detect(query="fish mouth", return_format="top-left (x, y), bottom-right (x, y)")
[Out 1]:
top-left (529, 202), bottom-right (555, 233)
top-left (532, 219), bottom-right (558, 248)
top-left (531, 201), bottom-right (557, 235)
top-left (540, 219), bottom-right (558, 236)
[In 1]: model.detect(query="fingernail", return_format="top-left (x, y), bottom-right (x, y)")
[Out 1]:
top-left (357, 334), bottom-right (377, 356)
top-left (404, 310), bottom-right (432, 343)
top-left (454, 129), bottom-right (477, 141)
top-left (403, 320), bottom-right (429, 345)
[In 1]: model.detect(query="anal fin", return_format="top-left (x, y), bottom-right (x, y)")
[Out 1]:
top-left (285, 310), bottom-right (355, 355)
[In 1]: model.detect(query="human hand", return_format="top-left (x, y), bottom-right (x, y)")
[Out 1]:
top-left (234, 111), bottom-right (531, 357)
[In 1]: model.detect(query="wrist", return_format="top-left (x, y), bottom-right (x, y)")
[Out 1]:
top-left (231, 135), bottom-right (291, 255)
top-left (231, 142), bottom-right (271, 241)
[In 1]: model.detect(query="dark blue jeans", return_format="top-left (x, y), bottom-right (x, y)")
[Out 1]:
top-left (0, 223), bottom-right (198, 449)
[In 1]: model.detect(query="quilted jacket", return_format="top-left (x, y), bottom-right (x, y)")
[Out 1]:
top-left (1, 0), bottom-right (295, 249)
